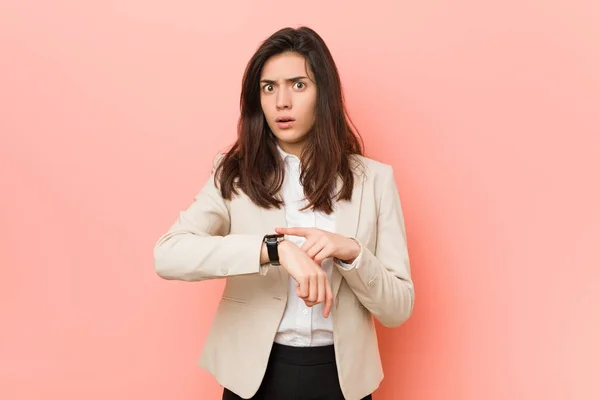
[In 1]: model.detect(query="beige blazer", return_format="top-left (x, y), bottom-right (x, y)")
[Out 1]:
top-left (154, 153), bottom-right (414, 400)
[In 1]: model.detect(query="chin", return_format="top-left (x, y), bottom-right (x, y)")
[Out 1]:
top-left (273, 130), bottom-right (308, 144)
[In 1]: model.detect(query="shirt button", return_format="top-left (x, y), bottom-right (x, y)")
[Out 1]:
top-left (303, 309), bottom-right (308, 315)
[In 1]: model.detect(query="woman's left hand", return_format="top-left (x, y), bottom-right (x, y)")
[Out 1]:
top-left (274, 227), bottom-right (361, 266)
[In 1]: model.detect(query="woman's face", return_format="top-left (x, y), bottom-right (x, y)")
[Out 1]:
top-left (260, 52), bottom-right (317, 157)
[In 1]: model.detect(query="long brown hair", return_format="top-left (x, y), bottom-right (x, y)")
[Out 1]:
top-left (215, 26), bottom-right (364, 214)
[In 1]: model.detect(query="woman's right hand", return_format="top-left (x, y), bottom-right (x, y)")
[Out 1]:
top-left (278, 240), bottom-right (334, 318)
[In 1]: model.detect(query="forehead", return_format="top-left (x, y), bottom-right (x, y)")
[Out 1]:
top-left (260, 52), bottom-right (313, 79)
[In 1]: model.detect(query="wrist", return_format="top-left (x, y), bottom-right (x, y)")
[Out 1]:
top-left (260, 242), bottom-right (270, 264)
top-left (263, 234), bottom-right (286, 265)
top-left (279, 239), bottom-right (302, 267)
top-left (276, 239), bottom-right (293, 261)
top-left (342, 238), bottom-right (361, 263)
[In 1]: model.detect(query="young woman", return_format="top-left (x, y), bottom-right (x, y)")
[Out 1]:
top-left (154, 26), bottom-right (414, 400)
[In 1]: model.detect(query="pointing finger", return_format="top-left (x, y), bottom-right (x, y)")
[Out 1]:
top-left (275, 227), bottom-right (311, 237)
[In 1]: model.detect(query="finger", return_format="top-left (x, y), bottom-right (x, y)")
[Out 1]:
top-left (299, 290), bottom-right (316, 307)
top-left (300, 237), bottom-right (317, 252)
top-left (306, 242), bottom-right (324, 260)
top-left (314, 244), bottom-right (334, 265)
top-left (275, 227), bottom-right (311, 237)
top-left (296, 276), bottom-right (309, 299)
top-left (316, 235), bottom-right (331, 254)
top-left (308, 272), bottom-right (318, 302)
top-left (304, 299), bottom-right (317, 307)
top-left (317, 270), bottom-right (326, 305)
top-left (323, 279), bottom-right (334, 318)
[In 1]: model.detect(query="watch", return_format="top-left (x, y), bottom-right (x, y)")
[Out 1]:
top-left (263, 234), bottom-right (285, 265)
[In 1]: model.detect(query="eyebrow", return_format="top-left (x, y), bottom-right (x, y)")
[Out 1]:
top-left (260, 76), bottom-right (309, 84)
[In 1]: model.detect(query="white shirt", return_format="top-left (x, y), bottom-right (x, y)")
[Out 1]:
top-left (273, 147), bottom-right (359, 347)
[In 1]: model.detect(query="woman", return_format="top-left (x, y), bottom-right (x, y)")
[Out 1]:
top-left (154, 26), bottom-right (414, 400)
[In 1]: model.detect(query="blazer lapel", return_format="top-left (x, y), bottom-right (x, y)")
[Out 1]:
top-left (332, 167), bottom-right (365, 299)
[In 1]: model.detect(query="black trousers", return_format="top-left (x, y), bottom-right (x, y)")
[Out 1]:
top-left (222, 343), bottom-right (372, 400)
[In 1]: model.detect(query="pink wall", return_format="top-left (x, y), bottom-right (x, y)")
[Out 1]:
top-left (1, 1), bottom-right (599, 399)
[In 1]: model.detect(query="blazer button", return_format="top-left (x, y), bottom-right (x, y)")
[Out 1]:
top-left (368, 278), bottom-right (376, 287)
top-left (222, 269), bottom-right (229, 276)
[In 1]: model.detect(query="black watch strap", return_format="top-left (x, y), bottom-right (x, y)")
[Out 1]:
top-left (264, 234), bottom-right (284, 265)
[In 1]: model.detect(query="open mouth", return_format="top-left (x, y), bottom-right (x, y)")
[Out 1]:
top-left (276, 117), bottom-right (295, 123)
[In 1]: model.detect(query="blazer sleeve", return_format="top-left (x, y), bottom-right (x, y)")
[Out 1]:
top-left (336, 165), bottom-right (415, 327)
top-left (153, 155), bottom-right (266, 281)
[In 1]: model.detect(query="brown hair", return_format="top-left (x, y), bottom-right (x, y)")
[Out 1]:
top-left (215, 26), bottom-right (364, 214)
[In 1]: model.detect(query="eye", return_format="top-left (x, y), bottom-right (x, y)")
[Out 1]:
top-left (293, 81), bottom-right (306, 90)
top-left (262, 84), bottom-right (274, 93)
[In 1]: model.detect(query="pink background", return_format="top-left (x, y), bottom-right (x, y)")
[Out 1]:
top-left (1, 1), bottom-right (599, 399)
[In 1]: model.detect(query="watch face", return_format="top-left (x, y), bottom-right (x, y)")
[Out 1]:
top-left (265, 234), bottom-right (284, 243)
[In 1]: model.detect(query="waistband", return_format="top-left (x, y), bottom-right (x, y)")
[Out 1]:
top-left (270, 342), bottom-right (336, 366)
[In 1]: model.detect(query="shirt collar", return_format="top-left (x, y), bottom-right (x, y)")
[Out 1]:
top-left (276, 144), bottom-right (300, 164)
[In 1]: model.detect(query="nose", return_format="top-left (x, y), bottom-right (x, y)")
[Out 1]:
top-left (276, 87), bottom-right (291, 110)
